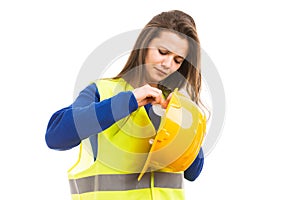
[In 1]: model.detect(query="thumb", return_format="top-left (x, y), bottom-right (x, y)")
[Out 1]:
top-left (161, 93), bottom-right (172, 109)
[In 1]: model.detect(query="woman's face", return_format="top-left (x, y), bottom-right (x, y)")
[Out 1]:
top-left (144, 31), bottom-right (189, 86)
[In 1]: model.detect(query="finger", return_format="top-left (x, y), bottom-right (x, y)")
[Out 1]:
top-left (166, 93), bottom-right (172, 101)
top-left (146, 89), bottom-right (163, 104)
top-left (161, 93), bottom-right (172, 109)
top-left (149, 96), bottom-right (161, 105)
top-left (154, 93), bottom-right (165, 105)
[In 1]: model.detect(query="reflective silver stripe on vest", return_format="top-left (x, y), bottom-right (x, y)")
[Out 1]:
top-left (69, 172), bottom-right (182, 194)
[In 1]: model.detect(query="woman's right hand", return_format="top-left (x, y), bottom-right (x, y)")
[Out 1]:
top-left (132, 84), bottom-right (165, 107)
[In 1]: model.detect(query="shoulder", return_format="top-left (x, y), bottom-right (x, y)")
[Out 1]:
top-left (94, 78), bottom-right (126, 86)
top-left (93, 78), bottom-right (128, 99)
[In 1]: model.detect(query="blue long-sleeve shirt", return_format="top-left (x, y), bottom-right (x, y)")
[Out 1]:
top-left (45, 83), bottom-right (204, 181)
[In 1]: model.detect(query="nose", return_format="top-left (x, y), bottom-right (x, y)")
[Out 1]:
top-left (161, 56), bottom-right (173, 69)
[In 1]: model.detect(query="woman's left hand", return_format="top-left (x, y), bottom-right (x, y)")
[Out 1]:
top-left (161, 93), bottom-right (172, 109)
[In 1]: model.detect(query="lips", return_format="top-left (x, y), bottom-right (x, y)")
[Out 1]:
top-left (154, 67), bottom-right (168, 76)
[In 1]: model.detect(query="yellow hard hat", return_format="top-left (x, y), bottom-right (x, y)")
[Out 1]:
top-left (138, 89), bottom-right (206, 181)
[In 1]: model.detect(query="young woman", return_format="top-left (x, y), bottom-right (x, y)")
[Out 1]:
top-left (46, 10), bottom-right (206, 200)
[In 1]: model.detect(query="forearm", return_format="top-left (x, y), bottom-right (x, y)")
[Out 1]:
top-left (184, 148), bottom-right (204, 181)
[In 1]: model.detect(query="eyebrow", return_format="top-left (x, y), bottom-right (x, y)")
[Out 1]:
top-left (176, 55), bottom-right (185, 60)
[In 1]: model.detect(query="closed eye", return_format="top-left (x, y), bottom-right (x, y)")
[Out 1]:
top-left (158, 48), bottom-right (184, 64)
top-left (158, 48), bottom-right (169, 55)
top-left (174, 59), bottom-right (183, 64)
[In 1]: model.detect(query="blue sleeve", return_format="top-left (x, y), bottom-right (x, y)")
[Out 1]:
top-left (45, 83), bottom-right (138, 150)
top-left (184, 148), bottom-right (204, 181)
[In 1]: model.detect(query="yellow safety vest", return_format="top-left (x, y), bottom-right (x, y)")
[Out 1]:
top-left (68, 78), bottom-right (185, 200)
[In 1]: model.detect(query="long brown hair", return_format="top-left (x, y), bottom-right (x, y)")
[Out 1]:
top-left (114, 10), bottom-right (202, 104)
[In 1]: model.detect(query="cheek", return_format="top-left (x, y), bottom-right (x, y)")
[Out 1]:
top-left (146, 50), bottom-right (162, 63)
top-left (171, 65), bottom-right (181, 73)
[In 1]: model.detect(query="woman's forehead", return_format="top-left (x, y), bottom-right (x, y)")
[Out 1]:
top-left (149, 31), bottom-right (189, 58)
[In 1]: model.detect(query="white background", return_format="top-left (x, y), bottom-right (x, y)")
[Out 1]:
top-left (1, 0), bottom-right (299, 199)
